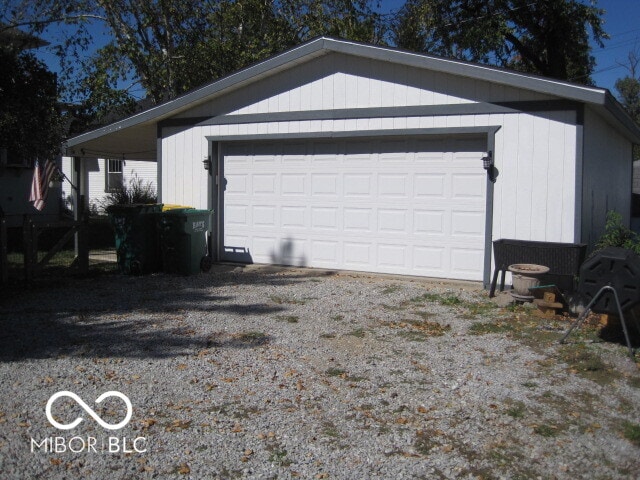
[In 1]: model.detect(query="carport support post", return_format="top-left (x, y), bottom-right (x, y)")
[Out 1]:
top-left (73, 157), bottom-right (89, 274)
top-left (0, 212), bottom-right (7, 285)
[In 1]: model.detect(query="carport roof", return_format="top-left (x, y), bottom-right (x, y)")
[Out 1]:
top-left (65, 36), bottom-right (640, 161)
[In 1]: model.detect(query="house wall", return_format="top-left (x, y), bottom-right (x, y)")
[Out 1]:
top-left (61, 157), bottom-right (157, 213)
top-left (581, 107), bottom-right (633, 248)
top-left (161, 52), bottom-right (579, 245)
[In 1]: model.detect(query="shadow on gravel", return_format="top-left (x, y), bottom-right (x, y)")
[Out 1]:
top-left (0, 267), bottom-right (327, 361)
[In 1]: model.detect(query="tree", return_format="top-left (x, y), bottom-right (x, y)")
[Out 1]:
top-left (1, 0), bottom-right (388, 132)
top-left (615, 48), bottom-right (640, 161)
top-left (0, 48), bottom-right (63, 163)
top-left (392, 0), bottom-right (607, 84)
top-left (89, 0), bottom-right (387, 105)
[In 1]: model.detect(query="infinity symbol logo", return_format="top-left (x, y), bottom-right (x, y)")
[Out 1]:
top-left (45, 391), bottom-right (133, 431)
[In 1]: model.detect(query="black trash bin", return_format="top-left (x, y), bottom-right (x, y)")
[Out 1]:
top-left (107, 204), bottom-right (163, 275)
top-left (159, 209), bottom-right (212, 275)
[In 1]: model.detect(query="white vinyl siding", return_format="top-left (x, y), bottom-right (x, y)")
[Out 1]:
top-left (61, 157), bottom-right (157, 212)
top-left (581, 107), bottom-right (633, 247)
top-left (176, 53), bottom-right (554, 119)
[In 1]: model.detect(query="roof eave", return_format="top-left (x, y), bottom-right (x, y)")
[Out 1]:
top-left (66, 38), bottom-right (330, 150)
top-left (66, 36), bottom-right (640, 153)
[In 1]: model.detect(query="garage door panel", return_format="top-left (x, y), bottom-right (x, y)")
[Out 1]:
top-left (378, 209), bottom-right (407, 233)
top-left (277, 237), bottom-right (308, 265)
top-left (415, 174), bottom-right (446, 198)
top-left (451, 247), bottom-right (484, 279)
top-left (377, 244), bottom-right (407, 268)
top-left (282, 174), bottom-right (306, 195)
top-left (311, 174), bottom-right (339, 195)
top-left (311, 240), bottom-right (339, 264)
top-left (221, 137), bottom-right (487, 280)
top-left (226, 174), bottom-right (248, 194)
top-left (378, 174), bottom-right (409, 198)
top-left (413, 246), bottom-right (447, 274)
top-left (451, 210), bottom-right (485, 237)
top-left (281, 206), bottom-right (307, 228)
top-left (344, 208), bottom-right (373, 232)
top-left (311, 207), bottom-right (339, 230)
top-left (252, 174), bottom-right (277, 194)
top-left (344, 174), bottom-right (372, 197)
top-left (344, 242), bottom-right (373, 267)
top-left (414, 210), bottom-right (446, 235)
top-left (452, 174), bottom-right (485, 199)
top-left (253, 206), bottom-right (276, 226)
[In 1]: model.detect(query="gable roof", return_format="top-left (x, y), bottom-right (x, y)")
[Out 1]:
top-left (66, 36), bottom-right (640, 159)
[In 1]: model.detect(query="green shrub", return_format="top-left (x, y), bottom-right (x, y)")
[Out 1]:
top-left (100, 175), bottom-right (157, 210)
top-left (595, 211), bottom-right (640, 254)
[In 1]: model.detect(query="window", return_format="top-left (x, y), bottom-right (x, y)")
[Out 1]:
top-left (106, 159), bottom-right (124, 192)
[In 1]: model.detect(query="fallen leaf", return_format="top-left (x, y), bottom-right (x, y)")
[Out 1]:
top-left (50, 458), bottom-right (62, 466)
top-left (177, 364), bottom-right (187, 371)
top-left (232, 424), bottom-right (243, 433)
top-left (417, 406), bottom-right (428, 414)
top-left (177, 463), bottom-right (190, 475)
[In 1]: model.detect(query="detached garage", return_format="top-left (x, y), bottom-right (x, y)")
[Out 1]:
top-left (66, 37), bottom-right (640, 285)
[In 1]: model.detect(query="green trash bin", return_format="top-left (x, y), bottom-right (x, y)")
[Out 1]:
top-left (159, 209), bottom-right (212, 275)
top-left (107, 204), bottom-right (163, 275)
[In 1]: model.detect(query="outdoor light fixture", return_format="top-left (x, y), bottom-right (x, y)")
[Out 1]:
top-left (203, 155), bottom-right (211, 171)
top-left (482, 151), bottom-right (493, 171)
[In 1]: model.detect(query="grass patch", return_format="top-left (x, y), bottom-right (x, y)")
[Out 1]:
top-left (381, 285), bottom-right (403, 294)
top-left (410, 292), bottom-right (461, 306)
top-left (414, 429), bottom-right (439, 455)
top-left (269, 295), bottom-right (313, 305)
top-left (326, 367), bottom-right (348, 377)
top-left (505, 401), bottom-right (526, 419)
top-left (230, 331), bottom-right (269, 347)
top-left (319, 333), bottom-right (336, 339)
top-left (622, 421), bottom-right (640, 446)
top-left (275, 315), bottom-right (299, 324)
top-left (413, 310), bottom-right (435, 320)
top-left (383, 319), bottom-right (451, 340)
top-left (322, 421), bottom-right (340, 438)
top-left (468, 320), bottom-right (514, 336)
top-left (627, 377), bottom-right (640, 389)
top-left (267, 447), bottom-right (291, 467)
top-left (533, 424), bottom-right (559, 437)
top-left (330, 314), bottom-right (344, 321)
top-left (348, 328), bottom-right (367, 338)
top-left (559, 344), bottom-right (620, 385)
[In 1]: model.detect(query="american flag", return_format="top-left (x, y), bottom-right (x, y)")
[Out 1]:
top-left (29, 159), bottom-right (57, 211)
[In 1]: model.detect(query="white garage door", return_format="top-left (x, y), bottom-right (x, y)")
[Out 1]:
top-left (220, 136), bottom-right (487, 281)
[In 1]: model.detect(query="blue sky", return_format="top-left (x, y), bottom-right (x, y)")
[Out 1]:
top-left (377, 0), bottom-right (640, 92)
top-left (35, 0), bottom-right (640, 96)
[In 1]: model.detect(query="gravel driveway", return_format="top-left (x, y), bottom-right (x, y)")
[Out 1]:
top-left (0, 265), bottom-right (639, 479)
